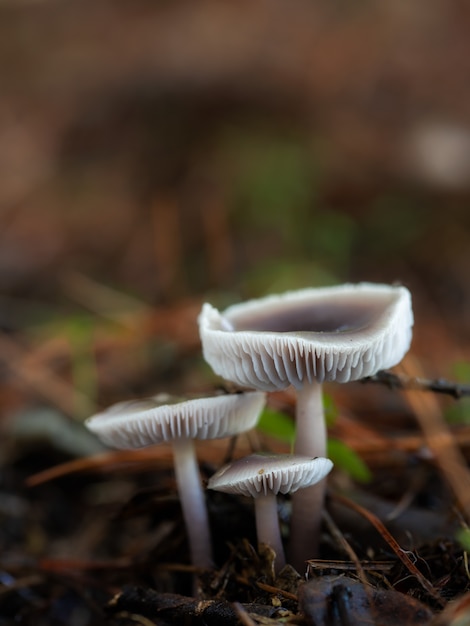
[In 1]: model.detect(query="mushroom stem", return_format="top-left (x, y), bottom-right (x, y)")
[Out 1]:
top-left (289, 380), bottom-right (327, 572)
top-left (254, 493), bottom-right (285, 573)
top-left (294, 381), bottom-right (326, 458)
top-left (172, 438), bottom-right (213, 569)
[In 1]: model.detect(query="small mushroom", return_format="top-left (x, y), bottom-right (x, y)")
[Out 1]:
top-left (85, 391), bottom-right (266, 570)
top-left (198, 283), bottom-right (413, 570)
top-left (208, 453), bottom-right (333, 573)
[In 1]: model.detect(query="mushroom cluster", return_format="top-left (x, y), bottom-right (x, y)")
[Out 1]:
top-left (85, 281), bottom-right (413, 579)
top-left (199, 282), bottom-right (413, 571)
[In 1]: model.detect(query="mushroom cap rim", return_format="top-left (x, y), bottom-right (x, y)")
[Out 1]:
top-left (198, 283), bottom-right (413, 388)
top-left (85, 391), bottom-right (266, 449)
top-left (207, 453), bottom-right (334, 497)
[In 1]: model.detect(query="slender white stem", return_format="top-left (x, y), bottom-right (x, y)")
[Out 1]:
top-left (255, 493), bottom-right (285, 573)
top-left (172, 438), bottom-right (213, 569)
top-left (293, 381), bottom-right (326, 458)
top-left (289, 381), bottom-right (327, 572)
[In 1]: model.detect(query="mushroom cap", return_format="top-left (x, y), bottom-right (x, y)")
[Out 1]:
top-left (198, 283), bottom-right (413, 390)
top-left (208, 453), bottom-right (333, 498)
top-left (85, 391), bottom-right (266, 450)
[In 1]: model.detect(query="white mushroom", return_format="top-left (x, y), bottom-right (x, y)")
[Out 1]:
top-left (85, 391), bottom-right (266, 570)
top-left (208, 453), bottom-right (333, 573)
top-left (198, 283), bottom-right (413, 570)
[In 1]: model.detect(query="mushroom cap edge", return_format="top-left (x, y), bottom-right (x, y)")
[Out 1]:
top-left (198, 282), bottom-right (413, 390)
top-left (85, 391), bottom-right (266, 450)
top-left (207, 453), bottom-right (333, 498)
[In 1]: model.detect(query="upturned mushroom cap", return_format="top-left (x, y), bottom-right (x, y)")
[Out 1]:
top-left (199, 283), bottom-right (413, 390)
top-left (208, 454), bottom-right (333, 498)
top-left (85, 391), bottom-right (266, 449)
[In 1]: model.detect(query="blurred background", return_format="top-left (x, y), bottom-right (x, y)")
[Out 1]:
top-left (1, 0), bottom-right (470, 419)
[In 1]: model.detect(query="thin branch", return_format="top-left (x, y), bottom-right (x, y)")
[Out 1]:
top-left (398, 356), bottom-right (470, 525)
top-left (362, 370), bottom-right (470, 400)
top-left (322, 509), bottom-right (370, 591)
top-left (332, 492), bottom-right (445, 607)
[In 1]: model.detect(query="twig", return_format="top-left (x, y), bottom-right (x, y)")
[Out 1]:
top-left (332, 492), bottom-right (445, 607)
top-left (398, 357), bottom-right (470, 524)
top-left (307, 559), bottom-right (394, 572)
top-left (233, 574), bottom-right (299, 602)
top-left (363, 370), bottom-right (470, 399)
top-left (322, 510), bottom-right (369, 590)
top-left (26, 436), bottom-right (279, 487)
top-left (60, 270), bottom-right (153, 327)
top-left (255, 581), bottom-right (298, 602)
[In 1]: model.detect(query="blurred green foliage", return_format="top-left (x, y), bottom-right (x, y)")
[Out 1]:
top-left (456, 527), bottom-right (470, 553)
top-left (362, 198), bottom-right (427, 258)
top-left (326, 438), bottom-right (371, 483)
top-left (445, 361), bottom-right (470, 424)
top-left (66, 316), bottom-right (99, 417)
top-left (27, 313), bottom-right (99, 419)
top-left (256, 399), bottom-right (371, 483)
top-left (209, 125), bottom-right (434, 306)
top-left (238, 260), bottom-right (339, 297)
top-left (230, 130), bottom-right (313, 232)
top-left (222, 128), bottom-right (359, 295)
top-left (257, 407), bottom-right (296, 447)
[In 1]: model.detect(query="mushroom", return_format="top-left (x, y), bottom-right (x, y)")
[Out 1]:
top-left (85, 391), bottom-right (266, 570)
top-left (198, 283), bottom-right (413, 570)
top-left (207, 453), bottom-right (333, 573)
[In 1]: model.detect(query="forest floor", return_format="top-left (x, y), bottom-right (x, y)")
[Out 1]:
top-left (1, 295), bottom-right (470, 626)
